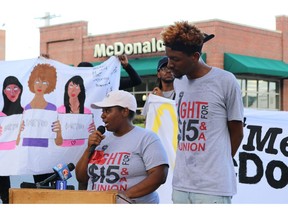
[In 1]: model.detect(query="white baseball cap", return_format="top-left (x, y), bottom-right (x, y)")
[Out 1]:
top-left (91, 90), bottom-right (137, 112)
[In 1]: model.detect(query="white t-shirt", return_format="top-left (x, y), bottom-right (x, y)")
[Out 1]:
top-left (87, 126), bottom-right (169, 203)
top-left (163, 90), bottom-right (176, 100)
top-left (172, 67), bottom-right (244, 196)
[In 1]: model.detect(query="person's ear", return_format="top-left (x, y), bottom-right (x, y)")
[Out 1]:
top-left (121, 108), bottom-right (130, 117)
top-left (157, 71), bottom-right (161, 78)
top-left (192, 52), bottom-right (201, 62)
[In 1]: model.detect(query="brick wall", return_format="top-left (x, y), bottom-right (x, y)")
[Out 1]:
top-left (40, 18), bottom-right (287, 66)
top-left (196, 20), bottom-right (283, 68)
top-left (40, 21), bottom-right (88, 65)
top-left (39, 16), bottom-right (288, 110)
top-left (276, 16), bottom-right (288, 110)
top-left (0, 29), bottom-right (5, 60)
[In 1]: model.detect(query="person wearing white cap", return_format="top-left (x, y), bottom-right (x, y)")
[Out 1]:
top-left (75, 90), bottom-right (169, 204)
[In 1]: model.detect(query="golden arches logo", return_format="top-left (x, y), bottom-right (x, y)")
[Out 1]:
top-left (151, 103), bottom-right (178, 152)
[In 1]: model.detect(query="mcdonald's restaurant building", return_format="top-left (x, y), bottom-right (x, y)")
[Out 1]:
top-left (0, 29), bottom-right (5, 61)
top-left (39, 15), bottom-right (288, 112)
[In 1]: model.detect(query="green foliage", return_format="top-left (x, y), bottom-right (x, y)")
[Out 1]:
top-left (133, 114), bottom-right (145, 128)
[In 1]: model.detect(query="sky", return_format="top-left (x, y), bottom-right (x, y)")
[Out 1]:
top-left (0, 0), bottom-right (288, 61)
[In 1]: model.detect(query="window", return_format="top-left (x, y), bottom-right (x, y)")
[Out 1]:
top-left (237, 77), bottom-right (280, 110)
top-left (128, 76), bottom-right (156, 114)
top-left (128, 75), bottom-right (281, 112)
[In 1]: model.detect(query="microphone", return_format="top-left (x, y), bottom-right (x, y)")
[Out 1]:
top-left (20, 182), bottom-right (75, 190)
top-left (89, 125), bottom-right (106, 158)
top-left (53, 163), bottom-right (74, 181)
top-left (37, 163), bottom-right (75, 186)
top-left (20, 182), bottom-right (54, 189)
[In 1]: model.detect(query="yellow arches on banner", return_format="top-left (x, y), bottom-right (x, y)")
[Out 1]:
top-left (151, 103), bottom-right (178, 153)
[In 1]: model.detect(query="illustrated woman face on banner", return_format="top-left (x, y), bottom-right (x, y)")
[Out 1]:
top-left (2, 76), bottom-right (24, 116)
top-left (68, 81), bottom-right (81, 98)
top-left (64, 75), bottom-right (86, 114)
top-left (4, 84), bottom-right (21, 103)
top-left (27, 64), bottom-right (57, 96)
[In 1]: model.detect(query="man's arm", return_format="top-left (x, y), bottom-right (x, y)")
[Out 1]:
top-left (228, 120), bottom-right (244, 157)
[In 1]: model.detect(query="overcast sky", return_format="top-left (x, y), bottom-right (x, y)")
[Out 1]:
top-left (1, 0), bottom-right (287, 60)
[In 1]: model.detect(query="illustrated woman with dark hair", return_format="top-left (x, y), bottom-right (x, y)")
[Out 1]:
top-left (0, 76), bottom-right (24, 204)
top-left (1, 76), bottom-right (24, 149)
top-left (2, 76), bottom-right (24, 116)
top-left (57, 75), bottom-right (95, 147)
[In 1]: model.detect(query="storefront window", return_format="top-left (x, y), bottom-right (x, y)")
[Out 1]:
top-left (237, 77), bottom-right (280, 110)
top-left (128, 76), bottom-right (281, 112)
top-left (129, 76), bottom-right (156, 114)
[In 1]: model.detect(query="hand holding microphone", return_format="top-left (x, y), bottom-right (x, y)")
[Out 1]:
top-left (88, 125), bottom-right (106, 158)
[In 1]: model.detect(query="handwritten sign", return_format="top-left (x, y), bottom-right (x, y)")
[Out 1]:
top-left (21, 109), bottom-right (58, 139)
top-left (58, 113), bottom-right (93, 139)
top-left (0, 114), bottom-right (22, 142)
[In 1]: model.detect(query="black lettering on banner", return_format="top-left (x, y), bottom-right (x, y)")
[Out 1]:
top-left (265, 160), bottom-right (288, 189)
top-left (242, 125), bottom-right (281, 154)
top-left (238, 152), bottom-right (288, 189)
top-left (239, 152), bottom-right (263, 184)
top-left (280, 137), bottom-right (288, 157)
top-left (235, 117), bottom-right (288, 190)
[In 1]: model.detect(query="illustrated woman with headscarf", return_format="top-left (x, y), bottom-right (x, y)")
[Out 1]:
top-left (0, 76), bottom-right (23, 204)
top-left (2, 76), bottom-right (24, 116)
top-left (57, 75), bottom-right (95, 147)
top-left (0, 76), bottom-right (24, 149)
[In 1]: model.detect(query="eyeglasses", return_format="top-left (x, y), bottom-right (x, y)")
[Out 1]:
top-left (34, 80), bottom-right (49, 85)
top-left (68, 83), bottom-right (80, 89)
top-left (5, 86), bottom-right (20, 92)
top-left (159, 66), bottom-right (171, 72)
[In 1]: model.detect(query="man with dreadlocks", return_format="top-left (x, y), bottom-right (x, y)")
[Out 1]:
top-left (161, 21), bottom-right (244, 204)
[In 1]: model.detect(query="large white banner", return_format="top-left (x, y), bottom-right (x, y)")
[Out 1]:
top-left (0, 56), bottom-right (120, 175)
top-left (233, 109), bottom-right (288, 204)
top-left (144, 94), bottom-right (288, 204)
top-left (143, 94), bottom-right (177, 204)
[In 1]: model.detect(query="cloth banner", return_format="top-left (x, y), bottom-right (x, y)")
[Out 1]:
top-left (0, 56), bottom-right (120, 175)
top-left (142, 94), bottom-right (178, 204)
top-left (233, 108), bottom-right (288, 204)
top-left (144, 94), bottom-right (288, 204)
